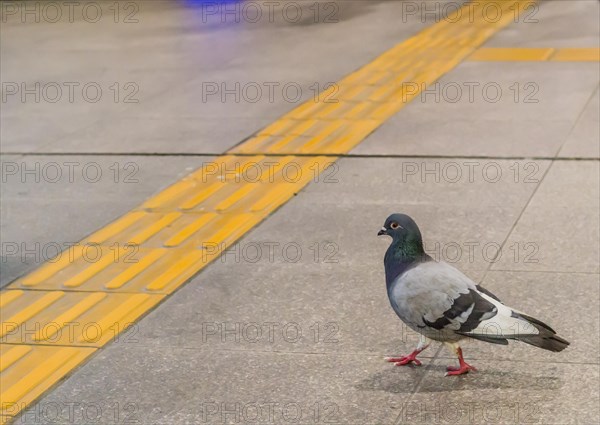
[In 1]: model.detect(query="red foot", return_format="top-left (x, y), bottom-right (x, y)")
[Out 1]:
top-left (445, 364), bottom-right (477, 376)
top-left (445, 347), bottom-right (477, 376)
top-left (385, 350), bottom-right (422, 366)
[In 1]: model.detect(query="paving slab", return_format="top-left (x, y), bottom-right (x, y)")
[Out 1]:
top-left (492, 160), bottom-right (600, 273)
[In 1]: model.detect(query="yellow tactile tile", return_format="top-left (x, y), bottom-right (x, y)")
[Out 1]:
top-left (1, 290), bottom-right (164, 346)
top-left (334, 85), bottom-right (379, 102)
top-left (0, 344), bottom-right (96, 418)
top-left (551, 48), bottom-right (600, 62)
top-left (468, 47), bottom-right (555, 61)
top-left (261, 119), bottom-right (321, 137)
top-left (0, 0), bottom-right (534, 419)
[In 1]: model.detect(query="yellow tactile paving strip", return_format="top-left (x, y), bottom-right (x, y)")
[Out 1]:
top-left (0, 1), bottom-right (532, 420)
top-left (468, 47), bottom-right (600, 61)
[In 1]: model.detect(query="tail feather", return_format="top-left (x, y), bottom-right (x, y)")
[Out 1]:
top-left (513, 312), bottom-right (570, 352)
top-left (517, 333), bottom-right (570, 352)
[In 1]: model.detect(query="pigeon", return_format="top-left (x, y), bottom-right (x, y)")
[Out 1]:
top-left (378, 213), bottom-right (569, 376)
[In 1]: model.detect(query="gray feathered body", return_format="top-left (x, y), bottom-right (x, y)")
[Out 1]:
top-left (386, 257), bottom-right (569, 352)
top-left (388, 260), bottom-right (479, 342)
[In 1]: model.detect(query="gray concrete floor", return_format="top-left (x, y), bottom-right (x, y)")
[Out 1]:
top-left (1, 1), bottom-right (599, 424)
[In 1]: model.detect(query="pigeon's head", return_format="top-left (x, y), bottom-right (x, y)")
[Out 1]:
top-left (378, 213), bottom-right (423, 245)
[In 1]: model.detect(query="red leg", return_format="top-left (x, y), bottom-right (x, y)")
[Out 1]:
top-left (445, 347), bottom-right (477, 376)
top-left (385, 346), bottom-right (428, 367)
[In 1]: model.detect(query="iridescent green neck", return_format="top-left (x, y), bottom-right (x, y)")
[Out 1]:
top-left (392, 234), bottom-right (425, 260)
top-left (384, 235), bottom-right (427, 287)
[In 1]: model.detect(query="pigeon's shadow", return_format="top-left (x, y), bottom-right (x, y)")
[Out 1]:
top-left (354, 365), bottom-right (429, 394)
top-left (355, 364), bottom-right (562, 394)
top-left (418, 365), bottom-right (562, 393)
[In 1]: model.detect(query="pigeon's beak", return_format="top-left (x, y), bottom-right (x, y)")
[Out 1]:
top-left (377, 227), bottom-right (387, 236)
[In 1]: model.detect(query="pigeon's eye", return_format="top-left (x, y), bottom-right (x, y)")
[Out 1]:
top-left (390, 222), bottom-right (399, 229)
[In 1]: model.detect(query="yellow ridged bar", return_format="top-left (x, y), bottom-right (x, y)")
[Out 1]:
top-left (84, 211), bottom-right (146, 244)
top-left (179, 183), bottom-right (222, 210)
top-left (214, 185), bottom-right (256, 211)
top-left (551, 48), bottom-right (600, 62)
top-left (469, 47), bottom-right (555, 61)
top-left (1, 1), bottom-right (533, 421)
top-left (469, 47), bottom-right (600, 62)
top-left (104, 249), bottom-right (165, 289)
top-left (0, 291), bottom-right (22, 309)
top-left (146, 251), bottom-right (206, 292)
top-left (163, 214), bottom-right (217, 247)
top-left (62, 254), bottom-right (116, 288)
top-left (128, 212), bottom-right (182, 244)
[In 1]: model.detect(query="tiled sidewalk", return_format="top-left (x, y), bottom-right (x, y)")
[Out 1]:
top-left (1, 1), bottom-right (598, 424)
